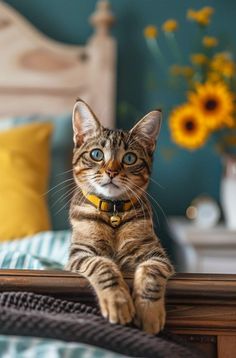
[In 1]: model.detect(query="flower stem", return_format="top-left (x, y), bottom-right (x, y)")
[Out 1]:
top-left (165, 32), bottom-right (182, 62)
top-left (146, 38), bottom-right (166, 71)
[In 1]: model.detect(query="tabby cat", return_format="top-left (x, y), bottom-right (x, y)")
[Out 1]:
top-left (66, 99), bottom-right (174, 334)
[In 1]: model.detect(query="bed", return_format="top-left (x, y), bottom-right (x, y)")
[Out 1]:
top-left (0, 1), bottom-right (235, 357)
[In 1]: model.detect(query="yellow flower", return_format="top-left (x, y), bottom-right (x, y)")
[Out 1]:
top-left (202, 36), bottom-right (218, 48)
top-left (223, 62), bottom-right (236, 78)
top-left (188, 82), bottom-right (234, 130)
top-left (169, 104), bottom-right (208, 150)
top-left (162, 19), bottom-right (178, 32)
top-left (191, 53), bottom-right (208, 65)
top-left (210, 53), bottom-right (235, 78)
top-left (211, 53), bottom-right (227, 71)
top-left (213, 52), bottom-right (230, 62)
top-left (223, 116), bottom-right (235, 128)
top-left (170, 65), bottom-right (193, 78)
top-left (202, 7), bottom-right (214, 16)
top-left (170, 65), bottom-right (182, 76)
top-left (187, 7), bottom-right (214, 26)
top-left (182, 66), bottom-right (194, 78)
top-left (207, 72), bottom-right (222, 83)
top-left (144, 25), bottom-right (158, 39)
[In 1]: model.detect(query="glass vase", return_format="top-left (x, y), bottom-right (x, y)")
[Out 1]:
top-left (220, 154), bottom-right (236, 229)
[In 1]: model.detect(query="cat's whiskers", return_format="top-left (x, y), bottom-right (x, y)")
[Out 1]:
top-left (49, 182), bottom-right (75, 198)
top-left (77, 182), bottom-right (94, 204)
top-left (83, 172), bottom-right (100, 177)
top-left (124, 178), bottom-right (161, 227)
top-left (121, 182), bottom-right (147, 222)
top-left (55, 194), bottom-right (75, 216)
top-left (56, 169), bottom-right (74, 177)
top-left (55, 183), bottom-right (93, 216)
top-left (43, 178), bottom-right (74, 196)
top-left (76, 183), bottom-right (96, 209)
top-left (51, 185), bottom-right (77, 208)
top-left (82, 174), bottom-right (101, 183)
top-left (130, 185), bottom-right (152, 224)
top-left (131, 182), bottom-right (160, 225)
top-left (121, 184), bottom-right (140, 220)
top-left (130, 180), bottom-right (168, 226)
top-left (149, 176), bottom-right (165, 189)
top-left (120, 178), bottom-right (151, 222)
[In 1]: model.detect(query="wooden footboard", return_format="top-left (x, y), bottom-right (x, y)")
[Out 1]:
top-left (0, 271), bottom-right (235, 358)
top-left (166, 273), bottom-right (236, 358)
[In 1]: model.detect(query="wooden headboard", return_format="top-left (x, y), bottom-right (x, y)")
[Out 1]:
top-left (0, 0), bottom-right (116, 128)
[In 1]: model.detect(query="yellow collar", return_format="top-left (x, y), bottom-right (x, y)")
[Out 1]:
top-left (82, 190), bottom-right (137, 213)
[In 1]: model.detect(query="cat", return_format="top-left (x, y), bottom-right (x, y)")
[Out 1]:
top-left (66, 99), bottom-right (174, 334)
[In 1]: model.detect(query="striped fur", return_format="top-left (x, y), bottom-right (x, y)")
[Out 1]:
top-left (66, 99), bottom-right (174, 334)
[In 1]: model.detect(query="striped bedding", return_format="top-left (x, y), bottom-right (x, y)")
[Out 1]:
top-left (0, 232), bottom-right (132, 358)
top-left (0, 335), bottom-right (129, 358)
top-left (0, 231), bottom-right (71, 270)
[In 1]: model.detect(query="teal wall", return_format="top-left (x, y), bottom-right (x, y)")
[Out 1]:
top-left (4, 1), bottom-right (235, 235)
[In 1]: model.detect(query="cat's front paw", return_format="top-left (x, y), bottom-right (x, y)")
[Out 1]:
top-left (134, 296), bottom-right (166, 334)
top-left (98, 285), bottom-right (135, 325)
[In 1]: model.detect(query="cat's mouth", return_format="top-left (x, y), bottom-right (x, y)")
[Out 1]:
top-left (102, 181), bottom-right (119, 189)
top-left (94, 180), bottom-right (125, 199)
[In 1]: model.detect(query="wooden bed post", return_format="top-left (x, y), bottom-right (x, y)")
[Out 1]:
top-left (88, 0), bottom-right (116, 128)
top-left (0, 0), bottom-right (116, 129)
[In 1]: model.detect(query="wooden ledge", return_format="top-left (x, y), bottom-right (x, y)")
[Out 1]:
top-left (0, 270), bottom-right (236, 333)
top-left (0, 270), bottom-right (235, 301)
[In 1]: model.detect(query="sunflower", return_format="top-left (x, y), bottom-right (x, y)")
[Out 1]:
top-left (188, 82), bottom-right (235, 130)
top-left (169, 104), bottom-right (208, 150)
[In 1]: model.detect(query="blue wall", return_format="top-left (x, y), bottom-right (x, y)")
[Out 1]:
top-left (4, 0), bottom-right (235, 222)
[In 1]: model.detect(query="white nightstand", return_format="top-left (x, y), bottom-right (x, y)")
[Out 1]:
top-left (169, 217), bottom-right (236, 273)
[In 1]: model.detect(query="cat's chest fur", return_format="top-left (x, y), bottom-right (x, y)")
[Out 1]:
top-left (70, 202), bottom-right (156, 273)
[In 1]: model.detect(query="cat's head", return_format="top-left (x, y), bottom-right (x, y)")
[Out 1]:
top-left (72, 99), bottom-right (162, 200)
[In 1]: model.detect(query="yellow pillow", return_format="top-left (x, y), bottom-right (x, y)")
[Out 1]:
top-left (0, 122), bottom-right (53, 241)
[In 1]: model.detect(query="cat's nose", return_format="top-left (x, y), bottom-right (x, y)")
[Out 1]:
top-left (105, 168), bottom-right (119, 178)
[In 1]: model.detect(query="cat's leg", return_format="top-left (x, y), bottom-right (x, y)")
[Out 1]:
top-left (66, 252), bottom-right (135, 325)
top-left (133, 258), bottom-right (174, 334)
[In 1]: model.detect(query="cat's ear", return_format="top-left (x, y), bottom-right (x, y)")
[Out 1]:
top-left (130, 109), bottom-right (162, 152)
top-left (72, 99), bottom-right (101, 146)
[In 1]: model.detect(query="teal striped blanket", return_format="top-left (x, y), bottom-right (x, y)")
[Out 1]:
top-left (0, 231), bottom-right (71, 270)
top-left (0, 230), bottom-right (131, 358)
top-left (0, 232), bottom-right (131, 357)
top-left (0, 335), bottom-right (128, 358)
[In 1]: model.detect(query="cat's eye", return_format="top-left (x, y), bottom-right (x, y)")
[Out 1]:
top-left (90, 148), bottom-right (104, 161)
top-left (123, 152), bottom-right (137, 165)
